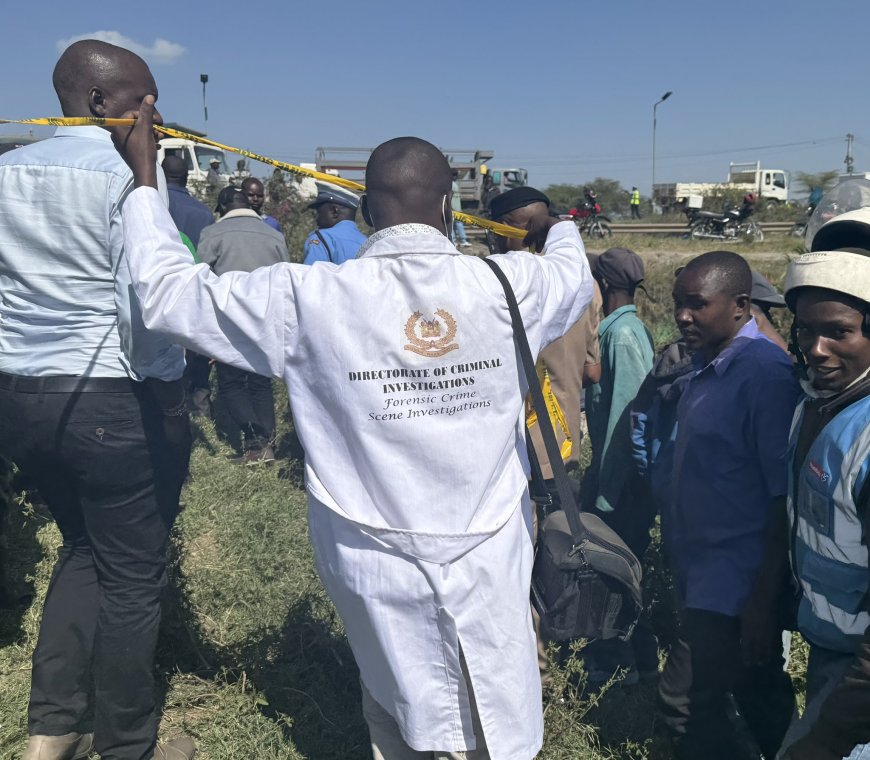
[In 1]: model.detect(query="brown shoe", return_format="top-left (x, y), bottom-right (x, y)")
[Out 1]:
top-left (150, 736), bottom-right (197, 760)
top-left (21, 732), bottom-right (93, 760)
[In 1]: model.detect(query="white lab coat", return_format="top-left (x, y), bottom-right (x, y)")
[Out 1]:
top-left (122, 188), bottom-right (592, 760)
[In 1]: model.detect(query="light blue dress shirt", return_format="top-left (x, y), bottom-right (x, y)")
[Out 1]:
top-left (0, 126), bottom-right (184, 380)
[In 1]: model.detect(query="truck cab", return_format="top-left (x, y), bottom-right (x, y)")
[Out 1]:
top-left (157, 138), bottom-right (230, 185)
top-left (729, 162), bottom-right (789, 206)
top-left (315, 146), bottom-right (527, 213)
top-left (156, 124), bottom-right (230, 190)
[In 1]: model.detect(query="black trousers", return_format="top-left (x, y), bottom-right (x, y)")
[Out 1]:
top-left (215, 363), bottom-right (275, 451)
top-left (658, 608), bottom-right (795, 760)
top-left (184, 352), bottom-right (213, 416)
top-left (631, 205), bottom-right (641, 219)
top-left (184, 351), bottom-right (212, 392)
top-left (0, 379), bottom-right (190, 760)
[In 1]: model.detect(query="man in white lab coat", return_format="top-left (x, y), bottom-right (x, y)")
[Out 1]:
top-left (110, 98), bottom-right (593, 760)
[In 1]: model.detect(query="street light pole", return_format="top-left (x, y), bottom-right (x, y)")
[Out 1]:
top-left (652, 90), bottom-right (673, 210)
top-left (200, 74), bottom-right (209, 133)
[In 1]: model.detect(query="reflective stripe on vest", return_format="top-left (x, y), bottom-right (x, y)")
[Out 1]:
top-left (787, 395), bottom-right (870, 652)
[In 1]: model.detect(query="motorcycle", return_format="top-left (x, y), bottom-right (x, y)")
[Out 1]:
top-left (688, 204), bottom-right (764, 243)
top-left (790, 203), bottom-right (817, 238)
top-left (570, 201), bottom-right (613, 239)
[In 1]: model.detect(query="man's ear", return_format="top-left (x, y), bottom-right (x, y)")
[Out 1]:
top-left (89, 87), bottom-right (106, 117)
top-left (734, 293), bottom-right (750, 318)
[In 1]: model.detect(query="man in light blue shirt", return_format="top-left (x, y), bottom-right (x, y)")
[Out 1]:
top-left (0, 39), bottom-right (194, 760)
top-left (0, 124), bottom-right (184, 381)
top-left (303, 184), bottom-right (367, 264)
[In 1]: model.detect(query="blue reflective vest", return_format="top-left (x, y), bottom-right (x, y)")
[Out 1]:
top-left (788, 394), bottom-right (870, 653)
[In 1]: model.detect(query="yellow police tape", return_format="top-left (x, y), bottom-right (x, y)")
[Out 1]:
top-left (0, 117), bottom-right (527, 239)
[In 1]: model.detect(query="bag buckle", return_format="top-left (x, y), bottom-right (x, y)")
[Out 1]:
top-left (568, 539), bottom-right (589, 568)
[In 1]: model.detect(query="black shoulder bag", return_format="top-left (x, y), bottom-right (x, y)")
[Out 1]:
top-left (483, 257), bottom-right (643, 641)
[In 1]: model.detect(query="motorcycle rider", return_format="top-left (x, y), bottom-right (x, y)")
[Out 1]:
top-left (738, 193), bottom-right (757, 221)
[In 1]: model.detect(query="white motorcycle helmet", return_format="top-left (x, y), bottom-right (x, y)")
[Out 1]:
top-left (805, 176), bottom-right (870, 248)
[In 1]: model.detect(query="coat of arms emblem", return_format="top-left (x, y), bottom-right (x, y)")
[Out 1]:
top-left (403, 309), bottom-right (459, 358)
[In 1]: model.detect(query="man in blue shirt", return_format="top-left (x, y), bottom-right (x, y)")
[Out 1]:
top-left (0, 40), bottom-right (194, 760)
top-left (163, 155), bottom-right (215, 417)
top-left (162, 154), bottom-right (214, 248)
top-left (659, 251), bottom-right (799, 760)
top-left (303, 184), bottom-right (367, 265)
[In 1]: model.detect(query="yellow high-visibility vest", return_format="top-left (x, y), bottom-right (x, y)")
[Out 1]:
top-left (631, 190), bottom-right (640, 205)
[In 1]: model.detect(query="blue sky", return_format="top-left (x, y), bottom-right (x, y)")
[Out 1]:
top-left (1, 0), bottom-right (866, 194)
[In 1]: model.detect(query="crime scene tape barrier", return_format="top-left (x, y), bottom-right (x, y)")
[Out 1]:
top-left (1, 117), bottom-right (527, 240)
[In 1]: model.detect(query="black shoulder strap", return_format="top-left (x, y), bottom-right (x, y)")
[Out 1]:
top-left (314, 230), bottom-right (334, 263)
top-left (858, 472), bottom-right (870, 538)
top-left (482, 256), bottom-right (589, 546)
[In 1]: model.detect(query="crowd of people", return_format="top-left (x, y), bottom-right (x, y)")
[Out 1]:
top-left (0, 38), bottom-right (868, 760)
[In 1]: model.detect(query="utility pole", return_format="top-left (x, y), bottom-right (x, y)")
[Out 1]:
top-left (200, 74), bottom-right (209, 133)
top-left (652, 91), bottom-right (673, 211)
top-left (845, 132), bottom-right (855, 175)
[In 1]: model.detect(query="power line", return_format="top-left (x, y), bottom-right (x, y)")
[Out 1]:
top-left (498, 136), bottom-right (842, 167)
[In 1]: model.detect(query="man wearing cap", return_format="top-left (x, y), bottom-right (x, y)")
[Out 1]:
top-left (775, 211), bottom-right (870, 760)
top-left (110, 100), bottom-right (595, 759)
top-left (751, 270), bottom-right (789, 353)
top-left (585, 248), bottom-right (654, 541)
top-left (658, 250), bottom-right (800, 760)
top-left (241, 176), bottom-right (282, 233)
top-left (487, 186), bottom-right (600, 683)
top-left (489, 188), bottom-right (601, 478)
top-left (303, 184), bottom-right (368, 265)
top-left (581, 247), bottom-right (656, 685)
top-left (206, 157), bottom-right (221, 189)
top-left (198, 187), bottom-right (289, 462)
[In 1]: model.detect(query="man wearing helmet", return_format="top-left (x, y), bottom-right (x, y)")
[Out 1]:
top-left (778, 209), bottom-right (870, 760)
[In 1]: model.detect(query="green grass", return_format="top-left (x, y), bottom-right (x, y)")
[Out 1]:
top-left (0, 251), bottom-right (808, 759)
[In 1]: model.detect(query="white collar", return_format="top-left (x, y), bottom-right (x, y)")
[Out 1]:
top-left (357, 223), bottom-right (451, 258)
top-left (219, 208), bottom-right (261, 222)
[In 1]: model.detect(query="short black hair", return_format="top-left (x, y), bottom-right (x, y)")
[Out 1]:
top-left (241, 176), bottom-right (263, 192)
top-left (681, 250), bottom-right (752, 297)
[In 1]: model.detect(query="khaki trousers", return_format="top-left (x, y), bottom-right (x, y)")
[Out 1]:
top-left (360, 655), bottom-right (491, 760)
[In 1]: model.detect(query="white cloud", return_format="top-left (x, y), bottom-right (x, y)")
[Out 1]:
top-left (56, 31), bottom-right (186, 65)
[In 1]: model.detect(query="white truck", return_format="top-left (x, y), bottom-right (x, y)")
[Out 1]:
top-left (653, 161), bottom-right (790, 212)
top-left (156, 123), bottom-right (232, 188)
top-left (314, 147), bottom-right (527, 212)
